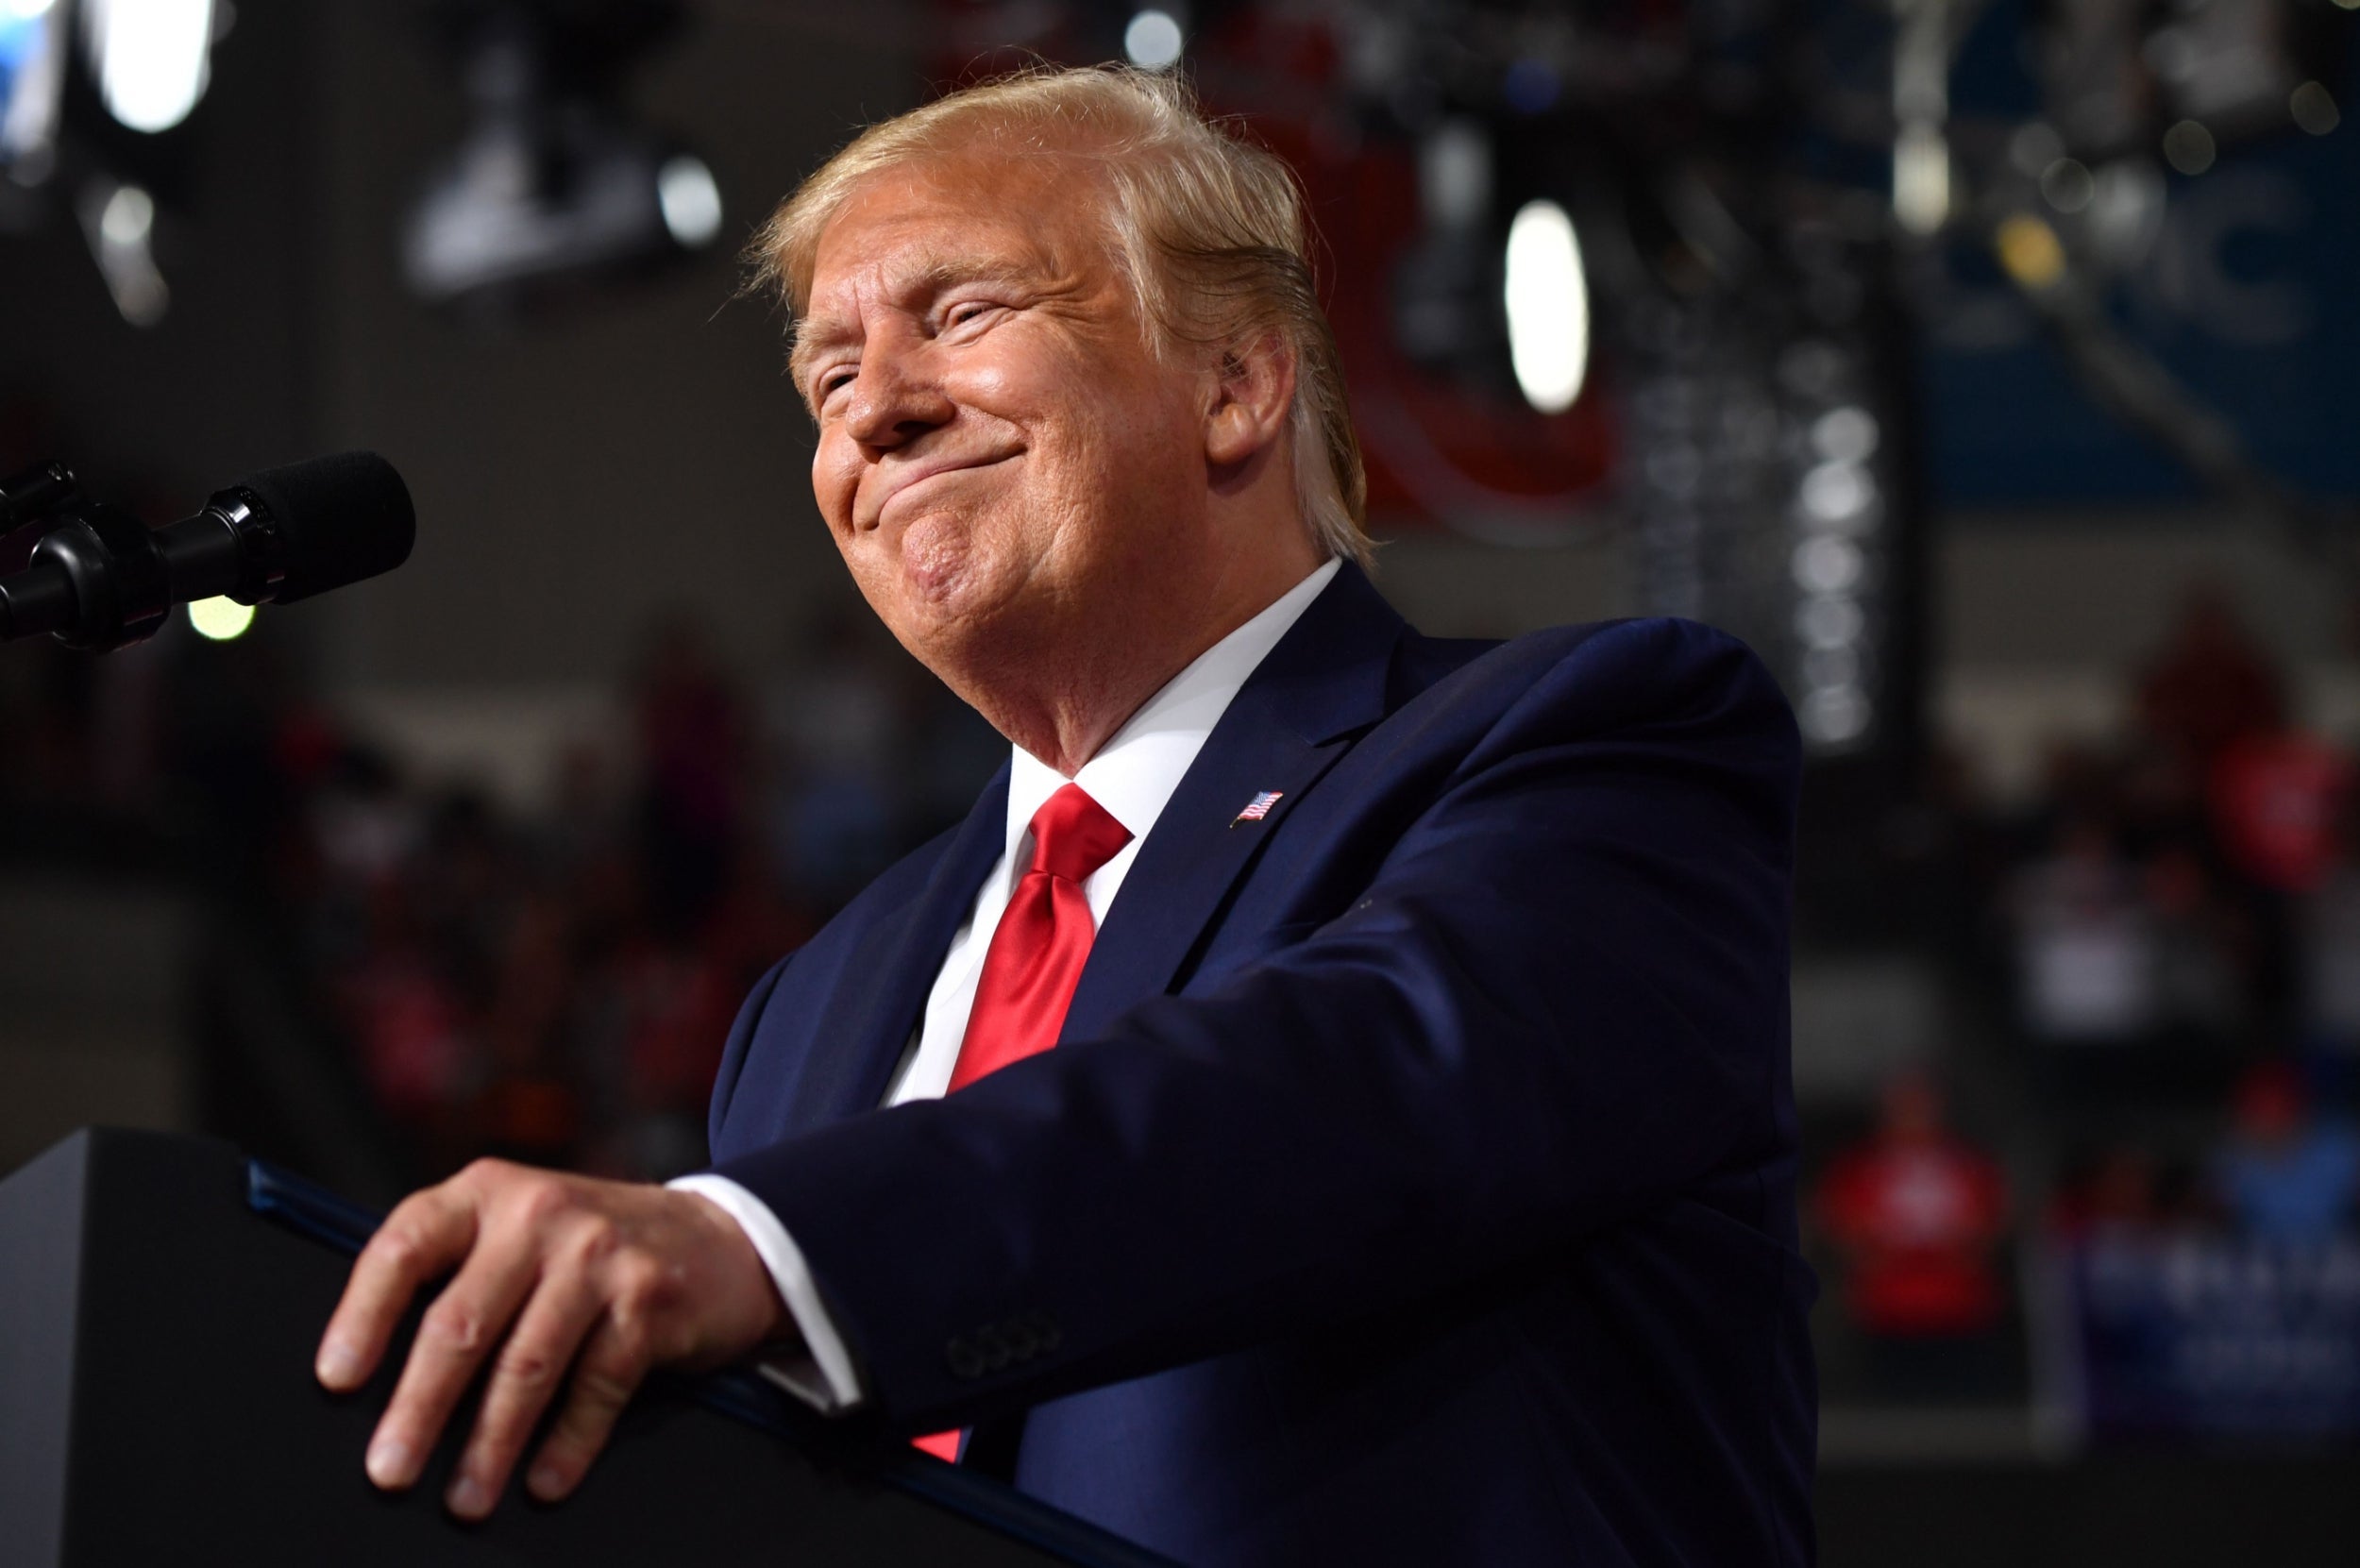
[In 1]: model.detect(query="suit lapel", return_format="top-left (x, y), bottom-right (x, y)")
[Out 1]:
top-left (1060, 564), bottom-right (1405, 1041)
top-left (804, 764), bottom-right (1011, 1125)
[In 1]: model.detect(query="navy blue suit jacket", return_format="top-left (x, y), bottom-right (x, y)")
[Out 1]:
top-left (706, 564), bottom-right (1817, 1566)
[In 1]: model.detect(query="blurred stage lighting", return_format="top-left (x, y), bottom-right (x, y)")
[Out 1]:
top-left (403, 9), bottom-right (720, 312)
top-left (2039, 157), bottom-right (2094, 213)
top-left (406, 2), bottom-right (717, 316)
top-left (76, 177), bottom-right (167, 324)
top-left (1799, 460), bottom-right (1875, 526)
top-left (1502, 199), bottom-right (1589, 414)
top-left (2290, 81), bottom-right (2340, 135)
top-left (656, 154), bottom-right (721, 246)
top-left (188, 596), bottom-right (254, 641)
top-left (1812, 407), bottom-right (1880, 466)
top-left (0, 0), bottom-right (63, 184)
top-left (406, 123), bottom-right (720, 308)
top-left (1778, 328), bottom-right (1900, 759)
top-left (1892, 123), bottom-right (1949, 236)
top-left (84, 0), bottom-right (213, 134)
top-left (1793, 534), bottom-right (1863, 595)
top-left (2163, 119), bottom-right (2217, 175)
top-left (1796, 594), bottom-right (1863, 651)
top-left (1123, 8), bottom-right (1183, 72)
top-left (1996, 212), bottom-right (2065, 291)
top-left (1797, 683), bottom-right (1869, 746)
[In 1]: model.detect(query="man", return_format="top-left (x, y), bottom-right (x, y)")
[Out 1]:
top-left (319, 65), bottom-right (1817, 1566)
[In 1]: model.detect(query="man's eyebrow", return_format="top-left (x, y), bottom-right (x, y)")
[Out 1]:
top-left (789, 253), bottom-right (1054, 396)
top-left (787, 320), bottom-right (854, 398)
top-left (901, 253), bottom-right (1050, 302)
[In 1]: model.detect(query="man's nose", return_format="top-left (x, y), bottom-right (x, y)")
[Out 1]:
top-left (842, 347), bottom-right (954, 450)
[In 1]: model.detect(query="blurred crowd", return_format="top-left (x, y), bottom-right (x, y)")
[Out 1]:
top-left (1810, 1057), bottom-right (2359, 1412)
top-left (1807, 589), bottom-right (2360, 1419)
top-left (2008, 591), bottom-right (2357, 1085)
top-left (0, 594), bottom-right (999, 1186)
top-left (1994, 586), bottom-right (2360, 1227)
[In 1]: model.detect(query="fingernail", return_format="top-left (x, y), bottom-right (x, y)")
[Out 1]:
top-left (527, 1462), bottom-right (565, 1500)
top-left (316, 1340), bottom-right (360, 1388)
top-left (446, 1474), bottom-right (490, 1518)
top-left (365, 1434), bottom-right (414, 1489)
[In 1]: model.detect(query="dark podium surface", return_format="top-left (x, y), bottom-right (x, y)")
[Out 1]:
top-left (0, 1128), bottom-right (1175, 1568)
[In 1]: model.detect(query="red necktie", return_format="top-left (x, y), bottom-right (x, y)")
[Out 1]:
top-left (916, 783), bottom-right (1131, 1461)
top-left (946, 783), bottom-right (1133, 1091)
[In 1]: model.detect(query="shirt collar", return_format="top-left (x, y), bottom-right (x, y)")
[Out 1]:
top-left (1005, 557), bottom-right (1342, 854)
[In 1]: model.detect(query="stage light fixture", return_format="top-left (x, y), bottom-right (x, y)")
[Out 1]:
top-left (402, 6), bottom-right (722, 312)
top-left (84, 0), bottom-right (213, 134)
top-left (1503, 198), bottom-right (1589, 414)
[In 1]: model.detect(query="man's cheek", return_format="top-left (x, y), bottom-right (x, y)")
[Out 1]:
top-left (812, 443), bottom-right (861, 530)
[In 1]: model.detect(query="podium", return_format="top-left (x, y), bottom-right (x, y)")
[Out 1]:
top-left (0, 1129), bottom-right (1175, 1567)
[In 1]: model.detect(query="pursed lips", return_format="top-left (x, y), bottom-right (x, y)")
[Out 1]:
top-left (864, 453), bottom-right (1017, 531)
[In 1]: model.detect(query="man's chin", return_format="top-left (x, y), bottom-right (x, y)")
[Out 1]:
top-left (869, 520), bottom-right (983, 622)
top-left (855, 536), bottom-right (988, 650)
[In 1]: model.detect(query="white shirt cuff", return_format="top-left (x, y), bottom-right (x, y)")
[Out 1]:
top-left (667, 1172), bottom-right (867, 1414)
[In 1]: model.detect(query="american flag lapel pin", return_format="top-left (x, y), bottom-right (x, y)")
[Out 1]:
top-left (1230, 790), bottom-right (1284, 828)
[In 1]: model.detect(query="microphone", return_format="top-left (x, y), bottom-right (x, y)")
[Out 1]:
top-left (0, 451), bottom-right (414, 652)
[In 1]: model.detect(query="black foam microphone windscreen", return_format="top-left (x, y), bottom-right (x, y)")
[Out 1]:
top-left (230, 450), bottom-right (415, 603)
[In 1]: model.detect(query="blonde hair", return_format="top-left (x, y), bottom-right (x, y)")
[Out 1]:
top-left (748, 64), bottom-right (1371, 567)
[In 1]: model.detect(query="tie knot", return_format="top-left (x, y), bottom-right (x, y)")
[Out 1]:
top-left (1026, 784), bottom-right (1132, 884)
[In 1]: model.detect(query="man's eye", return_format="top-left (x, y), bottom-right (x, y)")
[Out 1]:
top-left (945, 302), bottom-right (999, 330)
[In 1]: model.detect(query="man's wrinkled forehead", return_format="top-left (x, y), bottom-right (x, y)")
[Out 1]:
top-left (789, 154), bottom-right (1121, 377)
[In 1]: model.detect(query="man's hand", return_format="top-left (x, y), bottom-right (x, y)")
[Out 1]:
top-left (314, 1160), bottom-right (788, 1520)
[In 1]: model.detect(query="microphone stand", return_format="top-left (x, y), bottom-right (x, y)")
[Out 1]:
top-left (1, 461), bottom-right (169, 652)
top-left (5, 450), bottom-right (410, 653)
top-left (3, 462), bottom-right (190, 653)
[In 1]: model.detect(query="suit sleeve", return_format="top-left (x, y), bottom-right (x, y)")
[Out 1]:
top-left (709, 619), bottom-right (1800, 1435)
top-left (706, 950), bottom-right (795, 1154)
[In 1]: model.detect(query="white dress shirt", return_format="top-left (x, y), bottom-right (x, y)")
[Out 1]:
top-left (672, 558), bottom-right (1340, 1413)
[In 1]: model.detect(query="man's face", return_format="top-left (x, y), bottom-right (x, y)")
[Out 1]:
top-left (795, 152), bottom-right (1213, 686)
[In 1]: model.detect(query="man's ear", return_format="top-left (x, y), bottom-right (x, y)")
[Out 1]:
top-left (1205, 329), bottom-right (1298, 468)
